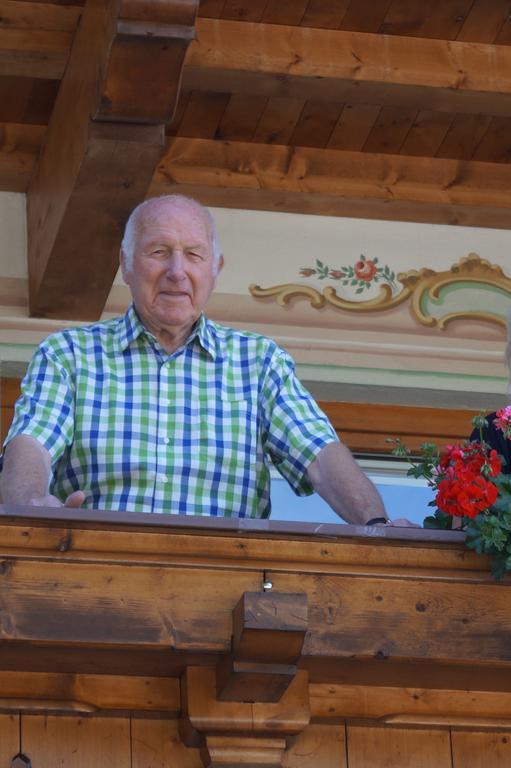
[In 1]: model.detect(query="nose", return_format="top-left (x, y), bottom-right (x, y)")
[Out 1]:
top-left (164, 251), bottom-right (186, 281)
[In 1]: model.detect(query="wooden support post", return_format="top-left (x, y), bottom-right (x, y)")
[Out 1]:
top-left (180, 666), bottom-right (310, 768)
top-left (217, 591), bottom-right (308, 703)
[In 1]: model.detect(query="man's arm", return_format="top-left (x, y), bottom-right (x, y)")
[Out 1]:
top-left (307, 441), bottom-right (387, 525)
top-left (1, 435), bottom-right (84, 507)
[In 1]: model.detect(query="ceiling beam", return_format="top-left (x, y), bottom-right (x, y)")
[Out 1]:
top-left (151, 137), bottom-right (511, 229)
top-left (183, 18), bottom-right (511, 117)
top-left (0, 122), bottom-right (44, 191)
top-left (27, 0), bottom-right (199, 320)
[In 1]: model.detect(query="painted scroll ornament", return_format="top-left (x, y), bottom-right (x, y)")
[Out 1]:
top-left (249, 253), bottom-right (511, 329)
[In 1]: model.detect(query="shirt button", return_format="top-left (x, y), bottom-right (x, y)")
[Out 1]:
top-left (163, 437), bottom-right (170, 445)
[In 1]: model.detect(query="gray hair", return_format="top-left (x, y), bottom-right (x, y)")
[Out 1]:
top-left (121, 194), bottom-right (222, 272)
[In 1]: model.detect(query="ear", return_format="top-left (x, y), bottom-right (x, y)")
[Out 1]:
top-left (215, 253), bottom-right (225, 277)
top-left (119, 248), bottom-right (130, 284)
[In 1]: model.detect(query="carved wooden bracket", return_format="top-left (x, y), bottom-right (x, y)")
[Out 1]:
top-left (217, 591), bottom-right (308, 703)
top-left (180, 666), bottom-right (310, 768)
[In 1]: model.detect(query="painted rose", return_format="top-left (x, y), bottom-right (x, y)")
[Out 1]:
top-left (329, 270), bottom-right (344, 279)
top-left (354, 259), bottom-right (377, 281)
top-left (300, 268), bottom-right (316, 277)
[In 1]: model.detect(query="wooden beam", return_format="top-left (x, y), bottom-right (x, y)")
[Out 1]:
top-left (27, 0), bottom-right (198, 319)
top-left (152, 137), bottom-right (511, 228)
top-left (184, 18), bottom-right (511, 117)
top-left (0, 123), bottom-right (44, 192)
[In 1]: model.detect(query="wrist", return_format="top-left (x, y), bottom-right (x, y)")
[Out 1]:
top-left (365, 516), bottom-right (389, 526)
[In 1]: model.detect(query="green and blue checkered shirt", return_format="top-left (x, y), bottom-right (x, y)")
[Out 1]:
top-left (5, 305), bottom-right (338, 517)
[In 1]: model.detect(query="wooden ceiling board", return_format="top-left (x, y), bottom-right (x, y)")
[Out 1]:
top-left (252, 96), bottom-right (305, 145)
top-left (21, 78), bottom-right (59, 124)
top-left (221, 0), bottom-right (268, 23)
top-left (327, 104), bottom-right (381, 151)
top-left (0, 121), bottom-right (43, 191)
top-left (290, 100), bottom-right (345, 149)
top-left (340, 0), bottom-right (393, 34)
top-left (436, 114), bottom-right (493, 160)
top-left (380, 0), bottom-right (474, 39)
top-left (198, 0), bottom-right (225, 18)
top-left (215, 93), bottom-right (268, 142)
top-left (0, 0), bottom-right (80, 31)
top-left (362, 105), bottom-right (418, 154)
top-left (495, 17), bottom-right (511, 44)
top-left (399, 110), bottom-right (454, 157)
top-left (299, 0), bottom-right (351, 30)
top-left (177, 91), bottom-right (231, 139)
top-left (261, 0), bottom-right (309, 27)
top-left (166, 90), bottom-right (191, 136)
top-left (0, 75), bottom-right (35, 122)
top-left (471, 116), bottom-right (511, 163)
top-left (455, 0), bottom-right (510, 43)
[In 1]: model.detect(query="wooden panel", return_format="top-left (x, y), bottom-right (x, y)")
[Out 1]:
top-left (0, 27), bottom-right (71, 78)
top-left (184, 19), bottom-right (511, 117)
top-left (252, 97), bottom-right (305, 144)
top-left (290, 100), bottom-right (343, 148)
top-left (451, 731), bottom-right (511, 767)
top-left (300, 0), bottom-right (350, 30)
top-left (221, 0), bottom-right (268, 23)
top-left (0, 714), bottom-right (19, 765)
top-left (0, 122), bottom-right (44, 192)
top-left (346, 725), bottom-right (452, 768)
top-left (262, 1), bottom-right (309, 27)
top-left (0, 0), bottom-right (81, 32)
top-left (154, 138), bottom-right (511, 229)
top-left (216, 93), bottom-right (268, 141)
top-left (380, 0), bottom-right (473, 39)
top-left (22, 715), bottom-right (131, 767)
top-left (198, 0), bottom-right (225, 18)
top-left (340, 0), bottom-right (393, 33)
top-left (399, 110), bottom-right (454, 157)
top-left (472, 116), bottom-right (511, 163)
top-left (436, 114), bottom-right (493, 160)
top-left (327, 104), bottom-right (380, 151)
top-left (457, 0), bottom-right (510, 43)
top-left (282, 724), bottom-right (346, 768)
top-left (362, 105), bottom-right (418, 154)
top-left (132, 718), bottom-right (203, 767)
top-left (178, 91), bottom-right (231, 138)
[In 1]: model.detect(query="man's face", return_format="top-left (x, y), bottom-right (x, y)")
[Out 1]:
top-left (121, 200), bottom-right (221, 344)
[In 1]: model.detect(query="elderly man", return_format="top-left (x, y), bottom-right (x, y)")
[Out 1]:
top-left (1, 195), bottom-right (388, 525)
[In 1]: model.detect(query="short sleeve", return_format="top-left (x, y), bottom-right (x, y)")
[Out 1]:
top-left (3, 342), bottom-right (75, 465)
top-left (260, 347), bottom-right (338, 495)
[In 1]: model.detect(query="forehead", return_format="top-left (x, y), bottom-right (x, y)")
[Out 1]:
top-left (135, 201), bottom-right (211, 244)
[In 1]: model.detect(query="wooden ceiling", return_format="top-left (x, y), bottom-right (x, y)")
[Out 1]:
top-left (2, 0), bottom-right (511, 319)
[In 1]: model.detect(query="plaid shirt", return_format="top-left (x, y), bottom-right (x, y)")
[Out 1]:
top-left (5, 306), bottom-right (338, 517)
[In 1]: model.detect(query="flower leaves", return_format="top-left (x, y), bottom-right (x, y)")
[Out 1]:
top-left (300, 255), bottom-right (397, 292)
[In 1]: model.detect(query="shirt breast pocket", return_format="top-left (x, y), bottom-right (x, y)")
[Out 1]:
top-left (189, 397), bottom-right (257, 472)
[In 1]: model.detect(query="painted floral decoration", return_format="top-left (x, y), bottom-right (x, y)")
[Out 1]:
top-left (300, 255), bottom-right (397, 294)
top-left (390, 408), bottom-right (511, 580)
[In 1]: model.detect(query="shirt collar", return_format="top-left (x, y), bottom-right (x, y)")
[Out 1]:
top-left (114, 305), bottom-right (217, 360)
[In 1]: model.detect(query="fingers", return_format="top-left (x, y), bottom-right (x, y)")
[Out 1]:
top-left (29, 495), bottom-right (63, 507)
top-left (64, 490), bottom-right (86, 508)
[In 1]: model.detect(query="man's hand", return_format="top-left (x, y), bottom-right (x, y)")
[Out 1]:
top-left (28, 490), bottom-right (86, 508)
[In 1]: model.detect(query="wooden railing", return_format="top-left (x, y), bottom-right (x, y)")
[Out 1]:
top-left (0, 506), bottom-right (509, 767)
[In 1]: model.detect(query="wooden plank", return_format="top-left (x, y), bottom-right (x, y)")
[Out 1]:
top-left (346, 725), bottom-right (452, 768)
top-left (399, 110), bottom-right (454, 157)
top-left (290, 100), bottom-right (343, 148)
top-left (340, 0), bottom-right (393, 33)
top-left (198, 0), bottom-right (225, 19)
top-left (310, 682), bottom-right (511, 726)
top-left (153, 137), bottom-right (511, 229)
top-left (380, 0), bottom-right (473, 39)
top-left (300, 0), bottom-right (350, 30)
top-left (451, 731), bottom-right (511, 767)
top-left (132, 719), bottom-right (203, 768)
top-left (0, 670), bottom-right (179, 713)
top-left (327, 104), bottom-right (380, 151)
top-left (0, 122), bottom-right (44, 192)
top-left (436, 114), bottom-right (494, 160)
top-left (0, 714), bottom-right (19, 765)
top-left (282, 724), bottom-right (346, 768)
top-left (252, 97), bottom-right (305, 145)
top-left (184, 18), bottom-right (511, 117)
top-left (178, 91), bottom-right (231, 138)
top-left (216, 93), bottom-right (268, 142)
top-left (472, 117), bottom-right (511, 163)
top-left (262, 0), bottom-right (309, 27)
top-left (22, 715), bottom-right (131, 767)
top-left (456, 0), bottom-right (510, 43)
top-left (0, 0), bottom-right (81, 32)
top-left (0, 27), bottom-right (71, 78)
top-left (362, 105), bottom-right (418, 154)
top-left (221, 0), bottom-right (268, 22)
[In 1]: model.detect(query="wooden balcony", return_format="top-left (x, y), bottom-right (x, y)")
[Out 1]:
top-left (0, 505), bottom-right (509, 767)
